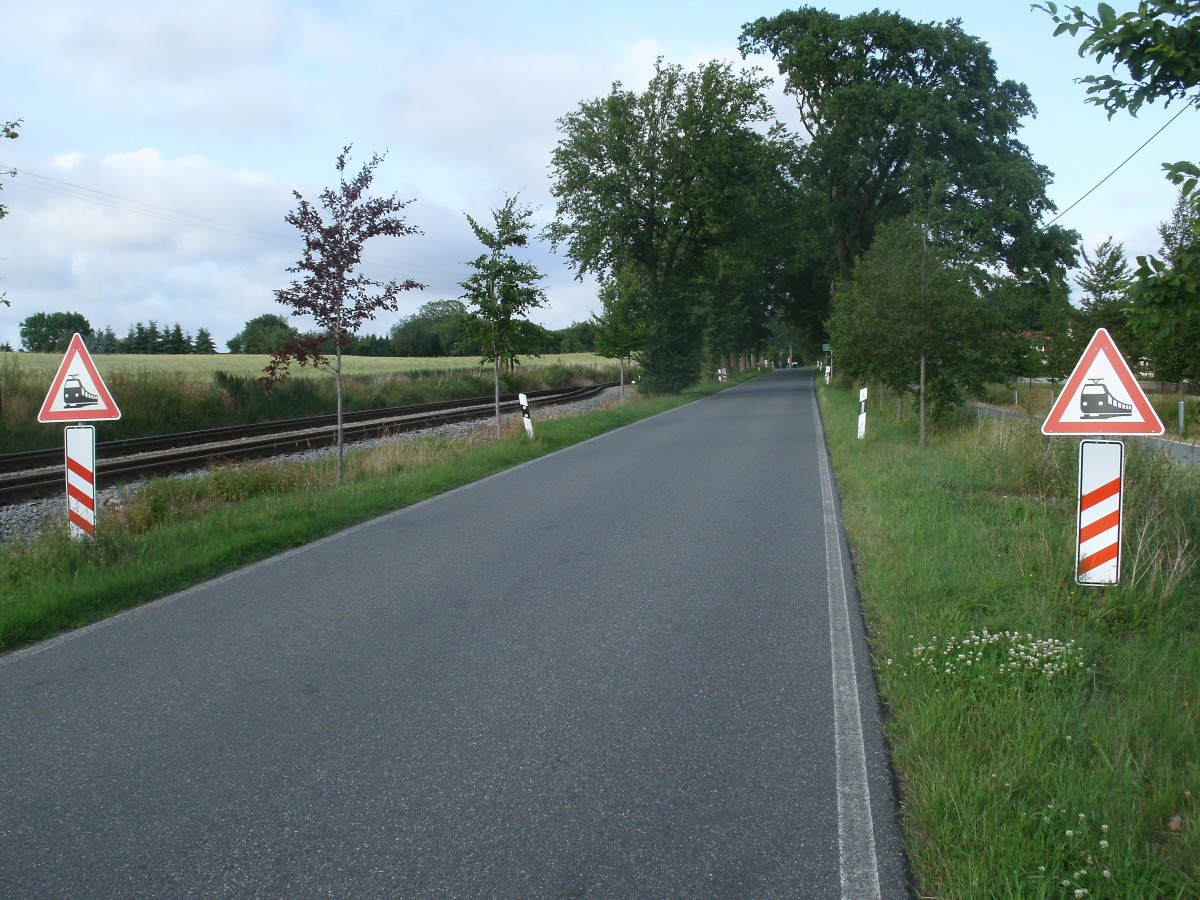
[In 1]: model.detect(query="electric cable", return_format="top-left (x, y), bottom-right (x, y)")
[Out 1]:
top-left (1046, 99), bottom-right (1196, 227)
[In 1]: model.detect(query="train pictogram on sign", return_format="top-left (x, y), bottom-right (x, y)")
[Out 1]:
top-left (1079, 378), bottom-right (1132, 420)
top-left (62, 374), bottom-right (100, 409)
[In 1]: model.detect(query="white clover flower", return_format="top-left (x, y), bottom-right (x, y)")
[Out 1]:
top-left (1099, 840), bottom-right (1109, 850)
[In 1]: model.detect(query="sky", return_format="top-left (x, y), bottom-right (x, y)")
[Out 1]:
top-left (2, 0), bottom-right (1198, 352)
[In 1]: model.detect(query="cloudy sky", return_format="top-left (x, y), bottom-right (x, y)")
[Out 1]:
top-left (3, 0), bottom-right (1198, 352)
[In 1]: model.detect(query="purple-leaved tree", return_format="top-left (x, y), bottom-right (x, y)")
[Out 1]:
top-left (268, 146), bottom-right (424, 481)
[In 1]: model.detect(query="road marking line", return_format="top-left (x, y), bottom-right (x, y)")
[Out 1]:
top-left (813, 398), bottom-right (883, 900)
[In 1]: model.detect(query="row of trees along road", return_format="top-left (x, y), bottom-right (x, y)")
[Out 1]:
top-left (738, 9), bottom-right (1076, 444)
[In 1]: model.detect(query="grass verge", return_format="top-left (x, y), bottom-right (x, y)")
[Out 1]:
top-left (0, 379), bottom-right (742, 653)
top-left (820, 381), bottom-right (1198, 898)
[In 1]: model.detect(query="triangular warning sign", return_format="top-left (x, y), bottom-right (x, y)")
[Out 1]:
top-left (1042, 328), bottom-right (1163, 436)
top-left (37, 333), bottom-right (122, 423)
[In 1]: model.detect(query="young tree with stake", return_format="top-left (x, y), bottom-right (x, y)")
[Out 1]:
top-left (460, 195), bottom-right (546, 440)
top-left (269, 147), bottom-right (424, 481)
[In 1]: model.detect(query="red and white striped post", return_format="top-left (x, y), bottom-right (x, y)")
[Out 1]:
top-left (65, 425), bottom-right (97, 540)
top-left (1076, 440), bottom-right (1124, 585)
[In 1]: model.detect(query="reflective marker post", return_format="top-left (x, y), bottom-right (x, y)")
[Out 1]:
top-left (518, 392), bottom-right (535, 439)
top-left (857, 387), bottom-right (867, 439)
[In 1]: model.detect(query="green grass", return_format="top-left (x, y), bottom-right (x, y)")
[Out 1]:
top-left (821, 381), bottom-right (1199, 898)
top-left (0, 378), bottom-right (739, 653)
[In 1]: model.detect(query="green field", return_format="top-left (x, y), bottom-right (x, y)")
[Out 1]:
top-left (0, 352), bottom-right (621, 453)
top-left (1, 351), bottom-right (611, 383)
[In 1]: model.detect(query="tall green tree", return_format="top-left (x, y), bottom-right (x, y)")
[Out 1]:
top-left (389, 299), bottom-right (470, 357)
top-left (826, 217), bottom-right (990, 445)
top-left (1144, 190), bottom-right (1200, 412)
top-left (549, 58), bottom-right (785, 393)
top-left (1076, 236), bottom-right (1141, 356)
top-left (194, 328), bottom-right (218, 354)
top-left (270, 147), bottom-right (424, 481)
top-left (19, 311), bottom-right (92, 352)
top-left (460, 194), bottom-right (546, 438)
top-left (227, 313), bottom-right (297, 354)
top-left (740, 9), bottom-right (1077, 285)
top-left (592, 267), bottom-right (644, 397)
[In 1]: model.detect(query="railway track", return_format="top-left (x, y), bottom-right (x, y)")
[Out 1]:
top-left (0, 384), bottom-right (616, 505)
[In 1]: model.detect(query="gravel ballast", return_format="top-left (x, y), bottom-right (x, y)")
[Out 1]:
top-left (1, 386), bottom-right (631, 546)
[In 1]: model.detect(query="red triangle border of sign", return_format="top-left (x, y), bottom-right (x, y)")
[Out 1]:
top-left (37, 333), bottom-right (122, 422)
top-left (1042, 328), bottom-right (1163, 436)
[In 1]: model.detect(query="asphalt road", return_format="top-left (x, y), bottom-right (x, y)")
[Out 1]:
top-left (0, 370), bottom-right (908, 898)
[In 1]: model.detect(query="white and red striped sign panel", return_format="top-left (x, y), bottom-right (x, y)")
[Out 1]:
top-left (65, 425), bottom-right (97, 540)
top-left (1076, 439), bottom-right (1124, 585)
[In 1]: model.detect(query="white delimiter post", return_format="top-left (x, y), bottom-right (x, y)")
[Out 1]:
top-left (518, 393), bottom-right (535, 439)
top-left (857, 387), bottom-right (867, 439)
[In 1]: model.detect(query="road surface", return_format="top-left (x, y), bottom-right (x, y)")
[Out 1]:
top-left (0, 370), bottom-right (908, 898)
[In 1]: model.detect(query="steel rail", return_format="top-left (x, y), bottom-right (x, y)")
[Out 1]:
top-left (1, 384), bottom-right (615, 505)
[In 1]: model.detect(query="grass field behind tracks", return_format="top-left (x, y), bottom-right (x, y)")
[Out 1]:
top-left (0, 351), bottom-right (619, 453)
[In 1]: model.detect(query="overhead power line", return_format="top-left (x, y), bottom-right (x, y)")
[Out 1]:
top-left (7, 167), bottom-right (297, 247)
top-left (0, 166), bottom-right (460, 285)
top-left (1047, 99), bottom-right (1196, 227)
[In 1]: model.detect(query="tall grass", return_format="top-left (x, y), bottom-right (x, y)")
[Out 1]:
top-left (0, 354), bottom-right (622, 453)
top-left (822, 382), bottom-right (1198, 898)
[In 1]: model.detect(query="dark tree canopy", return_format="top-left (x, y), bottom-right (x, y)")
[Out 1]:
top-left (549, 58), bottom-right (789, 392)
top-left (19, 311), bottom-right (92, 353)
top-left (740, 9), bottom-right (1077, 284)
top-left (227, 313), bottom-right (297, 354)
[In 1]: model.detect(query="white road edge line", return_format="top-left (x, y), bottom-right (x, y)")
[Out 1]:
top-left (813, 397), bottom-right (883, 900)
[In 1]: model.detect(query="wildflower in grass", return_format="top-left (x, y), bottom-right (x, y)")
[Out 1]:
top-left (906, 628), bottom-right (1087, 688)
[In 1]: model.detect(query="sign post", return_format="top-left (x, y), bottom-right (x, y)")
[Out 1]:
top-left (37, 334), bottom-right (121, 540)
top-left (1043, 329), bottom-right (1161, 586)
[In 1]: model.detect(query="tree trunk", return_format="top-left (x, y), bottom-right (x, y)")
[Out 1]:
top-left (493, 355), bottom-right (502, 441)
top-left (919, 353), bottom-right (928, 448)
top-left (335, 338), bottom-right (344, 483)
